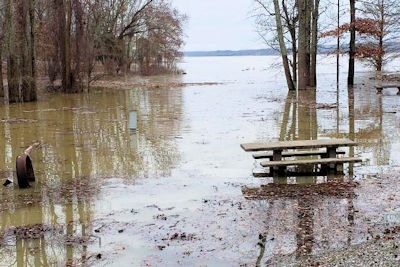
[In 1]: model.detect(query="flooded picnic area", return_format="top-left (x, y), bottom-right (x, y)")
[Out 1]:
top-left (1, 55), bottom-right (400, 266)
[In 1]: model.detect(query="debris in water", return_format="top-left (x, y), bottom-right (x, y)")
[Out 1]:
top-left (1, 224), bottom-right (62, 240)
top-left (2, 179), bottom-right (12, 187)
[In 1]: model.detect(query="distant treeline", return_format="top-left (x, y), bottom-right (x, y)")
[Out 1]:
top-left (185, 43), bottom-right (400, 57)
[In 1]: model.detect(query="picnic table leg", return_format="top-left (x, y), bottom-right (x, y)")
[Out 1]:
top-left (272, 149), bottom-right (284, 173)
top-left (336, 163), bottom-right (344, 173)
top-left (326, 147), bottom-right (337, 170)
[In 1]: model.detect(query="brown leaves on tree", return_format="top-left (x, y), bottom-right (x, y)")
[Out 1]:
top-left (355, 44), bottom-right (385, 60)
top-left (321, 18), bottom-right (386, 38)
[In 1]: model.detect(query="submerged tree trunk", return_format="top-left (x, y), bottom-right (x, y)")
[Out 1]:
top-left (29, 0), bottom-right (37, 100)
top-left (273, 0), bottom-right (296, 90)
top-left (310, 0), bottom-right (319, 87)
top-left (348, 0), bottom-right (356, 85)
top-left (65, 0), bottom-right (72, 92)
top-left (291, 30), bottom-right (297, 85)
top-left (57, 0), bottom-right (73, 93)
top-left (6, 0), bottom-right (20, 102)
top-left (16, 0), bottom-right (36, 102)
top-left (74, 0), bottom-right (84, 92)
top-left (56, 0), bottom-right (67, 90)
top-left (336, 0), bottom-right (340, 83)
top-left (298, 0), bottom-right (311, 90)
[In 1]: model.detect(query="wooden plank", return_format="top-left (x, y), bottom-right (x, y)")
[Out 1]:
top-left (241, 139), bottom-right (357, 152)
top-left (375, 84), bottom-right (400, 88)
top-left (260, 157), bottom-right (362, 167)
top-left (375, 84), bottom-right (400, 95)
top-left (253, 170), bottom-right (330, 177)
top-left (252, 149), bottom-right (345, 159)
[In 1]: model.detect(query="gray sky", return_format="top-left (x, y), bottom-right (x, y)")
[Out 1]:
top-left (172, 0), bottom-right (264, 51)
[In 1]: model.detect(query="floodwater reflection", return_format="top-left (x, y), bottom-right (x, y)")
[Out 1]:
top-left (0, 86), bottom-right (184, 265)
top-left (245, 82), bottom-right (400, 265)
top-left (0, 56), bottom-right (399, 265)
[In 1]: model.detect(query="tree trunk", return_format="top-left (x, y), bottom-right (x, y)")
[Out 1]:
top-left (298, 0), bottom-right (311, 90)
top-left (282, 0), bottom-right (297, 84)
top-left (0, 44), bottom-right (3, 98)
top-left (74, 0), bottom-right (84, 92)
top-left (29, 0), bottom-right (37, 100)
top-left (310, 0), bottom-right (319, 87)
top-left (56, 0), bottom-right (67, 91)
top-left (6, 0), bottom-right (20, 102)
top-left (377, 36), bottom-right (383, 72)
top-left (119, 38), bottom-right (128, 75)
top-left (291, 29), bottom-right (297, 84)
top-left (273, 0), bottom-right (296, 90)
top-left (16, 0), bottom-right (34, 102)
top-left (57, 0), bottom-right (72, 93)
top-left (336, 0), bottom-right (340, 83)
top-left (65, 0), bottom-right (72, 92)
top-left (348, 0), bottom-right (356, 85)
top-left (306, 0), bottom-right (312, 80)
top-left (377, 1), bottom-right (384, 72)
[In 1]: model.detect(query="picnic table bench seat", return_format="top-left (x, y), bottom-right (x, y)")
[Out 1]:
top-left (252, 149), bottom-right (345, 159)
top-left (375, 84), bottom-right (400, 94)
top-left (260, 157), bottom-right (362, 167)
top-left (241, 139), bottom-right (357, 152)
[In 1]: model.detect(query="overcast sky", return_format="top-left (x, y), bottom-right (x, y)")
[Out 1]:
top-left (172, 0), bottom-right (264, 52)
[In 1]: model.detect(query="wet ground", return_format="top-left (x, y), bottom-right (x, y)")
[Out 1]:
top-left (1, 55), bottom-right (400, 266)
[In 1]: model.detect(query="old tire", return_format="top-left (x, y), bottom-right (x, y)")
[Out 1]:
top-left (16, 154), bottom-right (35, 188)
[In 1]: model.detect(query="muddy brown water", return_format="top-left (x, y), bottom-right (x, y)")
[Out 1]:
top-left (0, 56), bottom-right (400, 266)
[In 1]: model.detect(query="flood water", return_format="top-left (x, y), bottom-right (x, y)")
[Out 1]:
top-left (1, 56), bottom-right (400, 266)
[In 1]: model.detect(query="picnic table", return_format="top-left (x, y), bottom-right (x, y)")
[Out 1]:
top-left (241, 138), bottom-right (362, 173)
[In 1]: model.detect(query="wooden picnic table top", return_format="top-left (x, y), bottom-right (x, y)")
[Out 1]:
top-left (241, 138), bottom-right (357, 152)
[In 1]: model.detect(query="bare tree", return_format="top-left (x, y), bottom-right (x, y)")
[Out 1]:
top-left (359, 0), bottom-right (400, 71)
top-left (254, 0), bottom-right (296, 90)
top-left (323, 0), bottom-right (400, 72)
top-left (298, 0), bottom-right (311, 90)
top-left (348, 0), bottom-right (356, 85)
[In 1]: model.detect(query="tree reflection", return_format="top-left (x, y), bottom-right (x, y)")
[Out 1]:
top-left (248, 89), bottom-right (359, 264)
top-left (0, 84), bottom-right (184, 265)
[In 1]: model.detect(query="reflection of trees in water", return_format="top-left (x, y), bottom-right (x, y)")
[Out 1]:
top-left (279, 90), bottom-right (318, 174)
top-left (0, 85), bottom-right (184, 264)
top-left (245, 182), bottom-right (356, 265)
top-left (325, 86), bottom-right (391, 165)
top-left (344, 88), bottom-right (390, 165)
top-left (127, 87), bottom-right (184, 177)
top-left (279, 90), bottom-right (318, 142)
top-left (251, 89), bottom-right (356, 264)
top-left (279, 85), bottom-right (391, 166)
